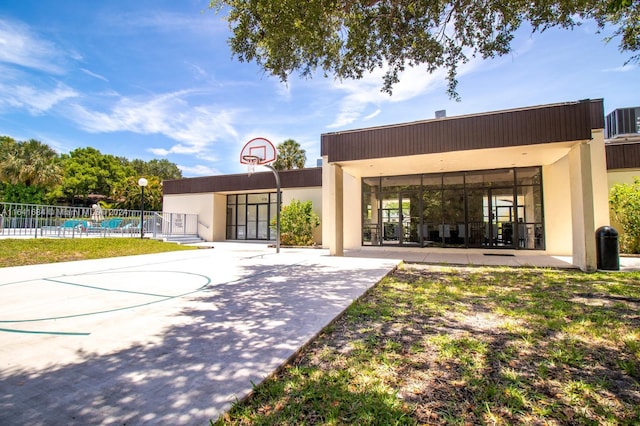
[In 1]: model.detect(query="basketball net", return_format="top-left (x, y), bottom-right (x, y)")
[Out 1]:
top-left (243, 155), bottom-right (260, 176)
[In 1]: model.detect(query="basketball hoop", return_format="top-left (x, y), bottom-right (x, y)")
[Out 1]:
top-left (242, 155), bottom-right (261, 176)
top-left (239, 137), bottom-right (280, 253)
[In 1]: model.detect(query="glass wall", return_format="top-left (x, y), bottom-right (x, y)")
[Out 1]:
top-left (226, 192), bottom-right (277, 240)
top-left (362, 167), bottom-right (544, 249)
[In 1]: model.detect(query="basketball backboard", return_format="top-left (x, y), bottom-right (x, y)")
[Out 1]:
top-left (240, 137), bottom-right (277, 165)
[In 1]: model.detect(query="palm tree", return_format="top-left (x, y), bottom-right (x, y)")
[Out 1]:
top-left (273, 139), bottom-right (306, 171)
top-left (0, 138), bottom-right (61, 187)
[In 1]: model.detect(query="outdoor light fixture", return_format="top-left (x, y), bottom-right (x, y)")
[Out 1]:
top-left (138, 177), bottom-right (148, 239)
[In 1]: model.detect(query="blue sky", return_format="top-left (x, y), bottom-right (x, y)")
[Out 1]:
top-left (1, 0), bottom-right (638, 177)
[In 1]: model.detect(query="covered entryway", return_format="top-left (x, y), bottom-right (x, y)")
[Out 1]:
top-left (322, 99), bottom-right (611, 271)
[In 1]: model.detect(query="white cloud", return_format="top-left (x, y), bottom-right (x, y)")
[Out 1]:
top-left (66, 90), bottom-right (240, 155)
top-left (103, 10), bottom-right (226, 37)
top-left (0, 81), bottom-right (78, 114)
top-left (363, 109), bottom-right (381, 121)
top-left (0, 18), bottom-right (69, 74)
top-left (602, 64), bottom-right (637, 73)
top-left (178, 164), bottom-right (220, 177)
top-left (80, 68), bottom-right (109, 82)
top-left (326, 54), bottom-right (487, 129)
top-left (326, 66), bottom-right (442, 128)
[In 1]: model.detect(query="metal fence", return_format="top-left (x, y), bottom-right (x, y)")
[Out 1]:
top-left (0, 202), bottom-right (198, 240)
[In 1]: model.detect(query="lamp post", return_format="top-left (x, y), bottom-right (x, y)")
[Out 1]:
top-left (138, 177), bottom-right (148, 239)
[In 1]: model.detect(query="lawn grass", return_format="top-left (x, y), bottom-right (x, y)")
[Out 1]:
top-left (0, 238), bottom-right (197, 267)
top-left (214, 264), bottom-right (640, 425)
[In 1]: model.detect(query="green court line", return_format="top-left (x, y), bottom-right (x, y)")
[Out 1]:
top-left (44, 277), bottom-right (174, 298)
top-left (0, 327), bottom-right (90, 336)
top-left (0, 270), bottom-right (212, 324)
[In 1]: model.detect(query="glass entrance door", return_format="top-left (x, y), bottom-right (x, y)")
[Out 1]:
top-left (246, 204), bottom-right (271, 240)
top-left (486, 188), bottom-right (515, 248)
top-left (381, 192), bottom-right (420, 246)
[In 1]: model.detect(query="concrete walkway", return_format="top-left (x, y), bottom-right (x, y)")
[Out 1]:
top-left (1, 243), bottom-right (638, 426)
top-left (345, 246), bottom-right (640, 272)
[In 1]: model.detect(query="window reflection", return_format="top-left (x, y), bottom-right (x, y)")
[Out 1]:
top-left (362, 167), bottom-right (544, 250)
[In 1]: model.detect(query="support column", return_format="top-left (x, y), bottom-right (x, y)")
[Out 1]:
top-left (569, 142), bottom-right (597, 272)
top-left (329, 163), bottom-right (344, 256)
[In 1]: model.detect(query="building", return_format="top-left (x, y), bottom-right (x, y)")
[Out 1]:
top-left (605, 106), bottom-right (640, 188)
top-left (164, 99), bottom-right (629, 272)
top-left (163, 168), bottom-right (322, 243)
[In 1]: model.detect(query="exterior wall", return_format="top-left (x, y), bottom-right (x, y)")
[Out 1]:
top-left (164, 187), bottom-right (322, 243)
top-left (281, 187), bottom-right (323, 244)
top-left (163, 193), bottom-right (214, 241)
top-left (212, 194), bottom-right (227, 240)
top-left (543, 157), bottom-right (573, 255)
top-left (608, 169), bottom-right (640, 187)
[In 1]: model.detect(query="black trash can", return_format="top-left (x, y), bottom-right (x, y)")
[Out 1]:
top-left (596, 226), bottom-right (619, 271)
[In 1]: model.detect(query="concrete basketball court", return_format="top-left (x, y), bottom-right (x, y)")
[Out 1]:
top-left (0, 243), bottom-right (400, 425)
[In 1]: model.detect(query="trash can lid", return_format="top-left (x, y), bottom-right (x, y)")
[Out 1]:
top-left (596, 226), bottom-right (618, 236)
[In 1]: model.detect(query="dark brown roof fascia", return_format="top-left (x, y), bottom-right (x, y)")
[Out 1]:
top-left (606, 141), bottom-right (640, 170)
top-left (321, 99), bottom-right (604, 162)
top-left (163, 167), bottom-right (322, 195)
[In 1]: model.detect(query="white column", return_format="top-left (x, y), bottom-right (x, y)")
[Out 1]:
top-left (325, 163), bottom-right (344, 256)
top-left (569, 142), bottom-right (597, 272)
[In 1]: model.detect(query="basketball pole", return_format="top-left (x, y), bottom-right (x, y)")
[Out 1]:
top-left (264, 164), bottom-right (281, 254)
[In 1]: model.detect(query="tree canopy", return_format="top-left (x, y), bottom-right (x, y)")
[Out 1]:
top-left (273, 139), bottom-right (307, 170)
top-left (210, 0), bottom-right (639, 98)
top-left (0, 136), bottom-right (182, 210)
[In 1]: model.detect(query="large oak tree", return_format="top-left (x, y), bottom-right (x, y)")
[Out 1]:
top-left (210, 0), bottom-right (639, 98)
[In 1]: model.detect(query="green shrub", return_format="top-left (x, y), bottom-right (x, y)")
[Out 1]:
top-left (273, 199), bottom-right (320, 246)
top-left (609, 177), bottom-right (640, 254)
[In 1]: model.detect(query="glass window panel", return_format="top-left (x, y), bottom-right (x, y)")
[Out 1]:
top-left (363, 191), bottom-right (381, 245)
top-left (258, 221), bottom-right (268, 239)
top-left (515, 185), bottom-right (543, 224)
top-left (257, 204), bottom-right (268, 240)
top-left (258, 204), bottom-right (268, 219)
top-left (481, 169), bottom-right (514, 186)
top-left (237, 226), bottom-right (245, 239)
top-left (422, 174), bottom-right (442, 189)
top-left (247, 205), bottom-right (257, 221)
top-left (227, 194), bottom-right (236, 205)
top-left (247, 221), bottom-right (257, 239)
top-left (381, 175), bottom-right (421, 192)
top-left (227, 205), bottom-right (236, 226)
top-left (516, 167), bottom-right (542, 186)
top-left (402, 192), bottom-right (421, 246)
top-left (237, 194), bottom-right (246, 204)
top-left (363, 177), bottom-right (380, 193)
top-left (270, 193), bottom-right (278, 203)
top-left (533, 186), bottom-right (543, 222)
top-left (237, 205), bottom-right (246, 225)
top-left (443, 173), bottom-right (464, 188)
top-left (464, 172), bottom-right (485, 188)
top-left (381, 193), bottom-right (401, 243)
top-left (248, 193), bottom-right (269, 204)
top-left (442, 189), bottom-right (465, 247)
top-left (465, 188), bottom-right (486, 247)
top-left (422, 188), bottom-right (442, 245)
